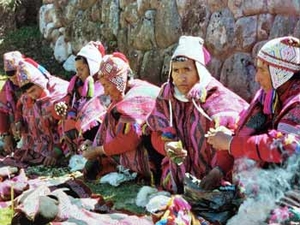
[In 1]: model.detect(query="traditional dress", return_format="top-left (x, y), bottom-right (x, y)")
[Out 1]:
top-left (85, 53), bottom-right (160, 181)
top-left (14, 60), bottom-right (69, 164)
top-left (230, 36), bottom-right (300, 164)
top-left (58, 42), bottom-right (106, 155)
top-left (0, 51), bottom-right (24, 137)
top-left (147, 36), bottom-right (249, 193)
top-left (227, 36), bottom-right (300, 225)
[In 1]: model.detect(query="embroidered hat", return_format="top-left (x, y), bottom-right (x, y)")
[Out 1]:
top-left (3, 51), bottom-right (23, 72)
top-left (17, 60), bottom-right (48, 89)
top-left (257, 36), bottom-right (300, 89)
top-left (98, 52), bottom-right (130, 93)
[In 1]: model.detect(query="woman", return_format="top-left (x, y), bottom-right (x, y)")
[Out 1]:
top-left (54, 41), bottom-right (107, 155)
top-left (207, 36), bottom-right (300, 225)
top-left (82, 52), bottom-right (161, 182)
top-left (207, 36), bottom-right (300, 165)
top-left (0, 51), bottom-right (24, 154)
top-left (14, 59), bottom-right (69, 166)
top-left (146, 36), bottom-right (249, 193)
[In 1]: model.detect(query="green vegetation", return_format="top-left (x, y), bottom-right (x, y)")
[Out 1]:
top-left (0, 206), bottom-right (13, 225)
top-left (87, 181), bottom-right (147, 215)
top-left (0, 25), bottom-right (72, 79)
top-left (23, 165), bottom-right (147, 215)
top-left (0, 0), bottom-right (20, 11)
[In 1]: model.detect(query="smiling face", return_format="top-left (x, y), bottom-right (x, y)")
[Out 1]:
top-left (171, 58), bottom-right (199, 95)
top-left (75, 57), bottom-right (90, 82)
top-left (255, 59), bottom-right (273, 92)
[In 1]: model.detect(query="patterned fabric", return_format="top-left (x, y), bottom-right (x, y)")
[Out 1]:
top-left (60, 42), bottom-right (106, 153)
top-left (257, 36), bottom-right (300, 89)
top-left (231, 79), bottom-right (300, 163)
top-left (92, 79), bottom-right (160, 178)
top-left (147, 35), bottom-right (249, 193)
top-left (3, 51), bottom-right (23, 72)
top-left (0, 54), bottom-right (52, 136)
top-left (17, 60), bottom-right (49, 89)
top-left (0, 81), bottom-right (21, 132)
top-left (98, 53), bottom-right (130, 93)
top-left (147, 78), bottom-right (249, 193)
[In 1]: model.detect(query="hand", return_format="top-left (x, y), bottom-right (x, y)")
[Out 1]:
top-left (206, 130), bottom-right (233, 151)
top-left (12, 122), bottom-right (22, 139)
top-left (55, 101), bottom-right (68, 116)
top-left (82, 146), bottom-right (104, 160)
top-left (78, 140), bottom-right (93, 152)
top-left (165, 141), bottom-right (187, 165)
top-left (200, 167), bottom-right (224, 190)
top-left (43, 155), bottom-right (57, 167)
top-left (3, 134), bottom-right (14, 153)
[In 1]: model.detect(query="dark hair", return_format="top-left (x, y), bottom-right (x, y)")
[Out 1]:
top-left (21, 82), bottom-right (35, 92)
top-left (171, 56), bottom-right (190, 62)
top-left (75, 55), bottom-right (88, 64)
top-left (5, 70), bottom-right (16, 77)
top-left (293, 71), bottom-right (300, 79)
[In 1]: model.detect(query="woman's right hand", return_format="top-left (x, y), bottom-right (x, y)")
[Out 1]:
top-left (165, 141), bottom-right (187, 165)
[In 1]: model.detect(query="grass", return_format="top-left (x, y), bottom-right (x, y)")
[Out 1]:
top-left (0, 206), bottom-right (13, 225)
top-left (87, 181), bottom-right (147, 215)
top-left (24, 165), bottom-right (148, 215)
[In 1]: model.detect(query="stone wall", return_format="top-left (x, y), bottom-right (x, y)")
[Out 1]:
top-left (40, 0), bottom-right (300, 101)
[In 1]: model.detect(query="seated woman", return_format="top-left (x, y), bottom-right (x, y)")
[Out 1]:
top-left (13, 59), bottom-right (69, 166)
top-left (54, 41), bottom-right (107, 156)
top-left (0, 51), bottom-right (57, 156)
top-left (207, 36), bottom-right (300, 224)
top-left (0, 51), bottom-right (24, 155)
top-left (146, 36), bottom-right (249, 194)
top-left (81, 52), bottom-right (161, 183)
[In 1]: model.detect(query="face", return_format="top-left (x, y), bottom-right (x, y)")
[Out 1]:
top-left (99, 77), bottom-right (122, 102)
top-left (75, 59), bottom-right (90, 82)
top-left (25, 84), bottom-right (45, 100)
top-left (255, 59), bottom-right (273, 91)
top-left (171, 59), bottom-right (199, 95)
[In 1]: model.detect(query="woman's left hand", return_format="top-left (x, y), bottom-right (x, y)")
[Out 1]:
top-left (206, 131), bottom-right (232, 151)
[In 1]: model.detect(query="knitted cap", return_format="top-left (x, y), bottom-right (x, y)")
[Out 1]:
top-left (3, 51), bottom-right (23, 72)
top-left (98, 52), bottom-right (130, 93)
top-left (257, 36), bottom-right (300, 89)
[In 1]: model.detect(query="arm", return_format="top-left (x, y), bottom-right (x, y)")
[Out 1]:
top-left (231, 105), bottom-right (300, 163)
top-left (103, 123), bottom-right (141, 156)
top-left (151, 131), bottom-right (168, 156)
